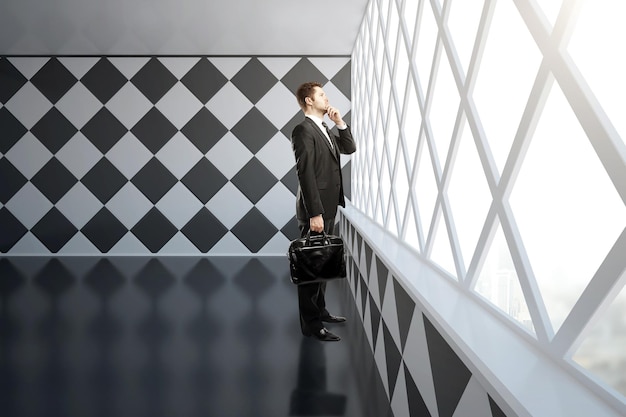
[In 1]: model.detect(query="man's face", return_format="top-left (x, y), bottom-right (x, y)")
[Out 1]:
top-left (309, 86), bottom-right (329, 113)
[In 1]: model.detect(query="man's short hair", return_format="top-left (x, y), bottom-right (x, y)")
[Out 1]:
top-left (296, 82), bottom-right (323, 111)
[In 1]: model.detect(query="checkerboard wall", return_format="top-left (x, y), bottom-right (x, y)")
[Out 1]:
top-left (0, 56), bottom-right (352, 254)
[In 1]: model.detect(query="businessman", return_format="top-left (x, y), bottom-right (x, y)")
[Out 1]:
top-left (291, 82), bottom-right (357, 341)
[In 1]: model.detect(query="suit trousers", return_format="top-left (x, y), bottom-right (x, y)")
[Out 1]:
top-left (297, 217), bottom-right (336, 334)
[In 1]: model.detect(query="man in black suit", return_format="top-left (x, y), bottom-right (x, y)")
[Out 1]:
top-left (291, 82), bottom-right (357, 341)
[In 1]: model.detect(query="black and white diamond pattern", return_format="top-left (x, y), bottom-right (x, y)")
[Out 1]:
top-left (0, 56), bottom-right (352, 254)
top-left (339, 213), bottom-right (513, 417)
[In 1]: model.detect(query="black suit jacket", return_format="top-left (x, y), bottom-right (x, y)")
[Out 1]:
top-left (291, 117), bottom-right (356, 221)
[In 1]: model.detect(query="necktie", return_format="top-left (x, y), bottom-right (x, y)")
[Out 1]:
top-left (321, 121), bottom-right (334, 149)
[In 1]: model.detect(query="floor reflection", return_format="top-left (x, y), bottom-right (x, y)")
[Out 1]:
top-left (0, 257), bottom-right (389, 417)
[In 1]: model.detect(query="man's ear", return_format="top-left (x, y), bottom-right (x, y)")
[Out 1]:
top-left (305, 97), bottom-right (312, 106)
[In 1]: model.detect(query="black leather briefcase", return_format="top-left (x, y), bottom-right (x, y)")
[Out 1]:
top-left (288, 232), bottom-right (347, 285)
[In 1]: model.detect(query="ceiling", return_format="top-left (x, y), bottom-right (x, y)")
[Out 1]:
top-left (0, 0), bottom-right (370, 56)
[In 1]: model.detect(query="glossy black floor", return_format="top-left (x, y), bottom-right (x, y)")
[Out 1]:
top-left (0, 257), bottom-right (392, 417)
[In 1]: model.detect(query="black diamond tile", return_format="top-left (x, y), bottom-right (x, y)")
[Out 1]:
top-left (231, 58), bottom-right (278, 104)
top-left (488, 396), bottom-right (508, 417)
top-left (376, 256), bottom-right (389, 306)
top-left (0, 108), bottom-right (27, 152)
top-left (81, 158), bottom-right (128, 203)
top-left (181, 158), bottom-right (227, 204)
top-left (81, 207), bottom-right (128, 252)
top-left (181, 208), bottom-right (228, 252)
top-left (31, 207), bottom-right (78, 253)
top-left (331, 61), bottom-right (352, 99)
top-left (81, 107), bottom-right (128, 153)
top-left (231, 157), bottom-right (277, 204)
top-left (0, 208), bottom-right (27, 252)
top-left (131, 107), bottom-right (177, 154)
top-left (81, 58), bottom-right (127, 104)
top-left (231, 107), bottom-right (277, 154)
top-left (131, 157), bottom-right (177, 204)
top-left (280, 165), bottom-right (298, 196)
top-left (393, 278), bottom-right (416, 352)
top-left (281, 58), bottom-right (328, 94)
top-left (130, 58), bottom-right (177, 104)
top-left (30, 58), bottom-right (77, 104)
top-left (342, 161), bottom-right (352, 200)
top-left (382, 321), bottom-right (403, 398)
top-left (404, 363), bottom-right (433, 417)
top-left (281, 112), bottom-right (307, 142)
top-left (31, 157), bottom-right (77, 204)
top-left (0, 58), bottom-right (28, 103)
top-left (181, 58), bottom-right (228, 103)
top-left (369, 293), bottom-right (381, 347)
top-left (231, 207), bottom-right (278, 253)
top-left (280, 216), bottom-right (299, 241)
top-left (31, 107), bottom-right (78, 153)
top-left (0, 158), bottom-right (27, 204)
top-left (360, 273), bottom-right (368, 316)
top-left (131, 207), bottom-right (178, 253)
top-left (180, 107), bottom-right (227, 153)
top-left (424, 315), bottom-right (472, 417)
top-left (364, 242), bottom-right (373, 281)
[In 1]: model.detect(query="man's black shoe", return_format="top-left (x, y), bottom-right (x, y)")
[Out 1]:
top-left (322, 314), bottom-right (346, 323)
top-left (312, 328), bottom-right (340, 341)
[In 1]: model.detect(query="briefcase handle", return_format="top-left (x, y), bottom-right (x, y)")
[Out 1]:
top-left (304, 231), bottom-right (332, 247)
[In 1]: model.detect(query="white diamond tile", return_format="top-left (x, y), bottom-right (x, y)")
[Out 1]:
top-left (56, 182), bottom-right (103, 229)
top-left (160, 231), bottom-right (202, 254)
top-left (452, 376), bottom-right (492, 417)
top-left (155, 82), bottom-right (203, 129)
top-left (258, 57), bottom-right (300, 79)
top-left (208, 57), bottom-right (249, 79)
top-left (374, 319), bottom-right (390, 398)
top-left (6, 232), bottom-right (49, 254)
top-left (256, 183), bottom-right (295, 229)
top-left (5, 182), bottom-right (53, 228)
top-left (256, 83), bottom-right (300, 129)
top-left (55, 82), bottom-right (102, 129)
top-left (7, 57), bottom-right (49, 79)
top-left (206, 182), bottom-right (253, 229)
top-left (4, 83), bottom-right (53, 128)
top-left (108, 232), bottom-right (151, 255)
top-left (256, 132), bottom-right (296, 180)
top-left (259, 232), bottom-right (290, 255)
top-left (381, 275), bottom-right (402, 350)
top-left (206, 82), bottom-right (253, 129)
top-left (205, 132), bottom-right (253, 179)
top-left (106, 82), bottom-right (153, 129)
top-left (155, 182), bottom-right (204, 229)
top-left (57, 57), bottom-right (100, 79)
top-left (105, 132), bottom-right (152, 179)
top-left (156, 132), bottom-right (203, 179)
top-left (105, 182), bottom-right (153, 229)
top-left (56, 133), bottom-right (102, 179)
top-left (58, 232), bottom-right (100, 255)
top-left (321, 81), bottom-right (351, 119)
top-left (403, 308), bottom-right (439, 417)
top-left (107, 57), bottom-right (150, 80)
top-left (309, 57), bottom-right (350, 80)
top-left (208, 232), bottom-right (250, 254)
top-left (5, 133), bottom-right (52, 179)
top-left (391, 366), bottom-right (411, 417)
top-left (158, 57), bottom-right (201, 79)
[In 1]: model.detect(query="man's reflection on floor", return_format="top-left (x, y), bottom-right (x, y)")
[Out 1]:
top-left (290, 338), bottom-right (346, 416)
